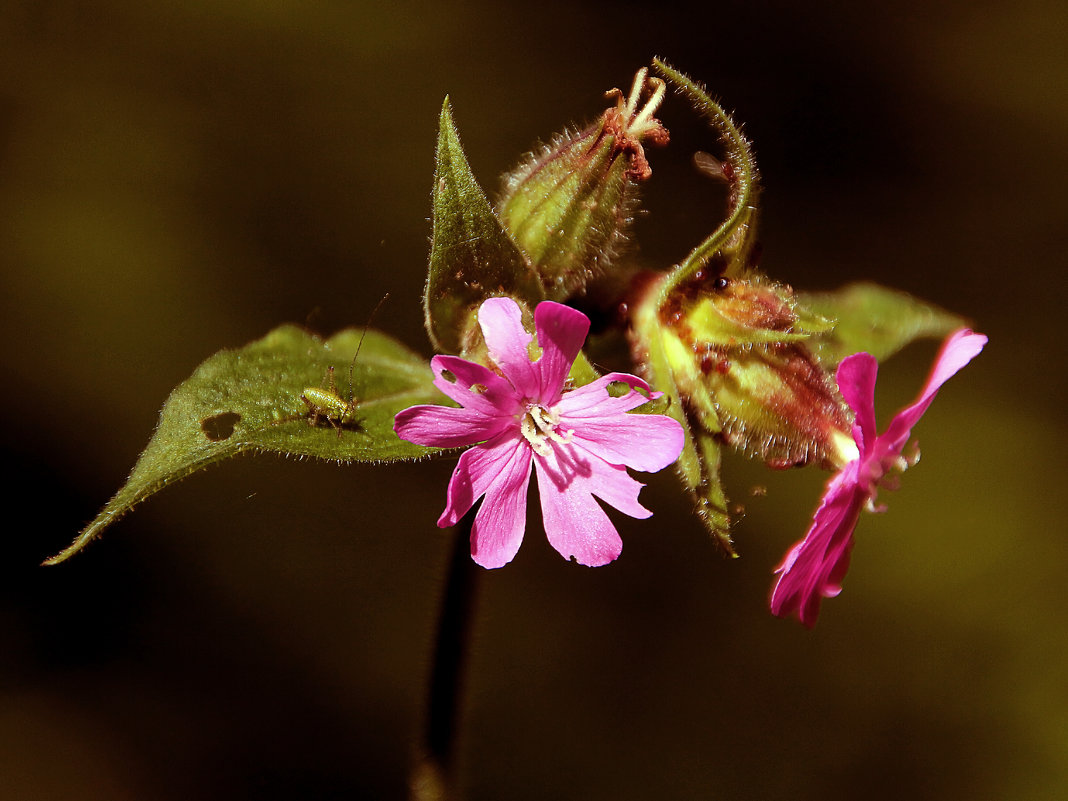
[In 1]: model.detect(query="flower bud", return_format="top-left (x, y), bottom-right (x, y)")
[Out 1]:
top-left (498, 68), bottom-right (669, 301)
top-left (632, 268), bottom-right (855, 471)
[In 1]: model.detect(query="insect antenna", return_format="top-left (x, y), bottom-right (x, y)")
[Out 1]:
top-left (346, 293), bottom-right (390, 405)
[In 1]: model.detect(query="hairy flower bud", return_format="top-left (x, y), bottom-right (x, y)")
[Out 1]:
top-left (633, 268), bottom-right (856, 471)
top-left (498, 68), bottom-right (669, 301)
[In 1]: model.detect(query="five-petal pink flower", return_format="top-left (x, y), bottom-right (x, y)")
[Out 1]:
top-left (394, 297), bottom-right (685, 568)
top-left (770, 328), bottom-right (988, 627)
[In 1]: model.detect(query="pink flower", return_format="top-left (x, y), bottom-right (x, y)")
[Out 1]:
top-left (395, 297), bottom-right (685, 568)
top-left (770, 328), bottom-right (988, 627)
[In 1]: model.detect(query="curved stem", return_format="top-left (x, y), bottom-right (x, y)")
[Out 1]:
top-left (410, 515), bottom-right (480, 801)
top-left (651, 58), bottom-right (759, 305)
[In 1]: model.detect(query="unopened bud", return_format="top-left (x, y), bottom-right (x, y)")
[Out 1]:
top-left (633, 269), bottom-right (854, 470)
top-left (498, 68), bottom-right (669, 300)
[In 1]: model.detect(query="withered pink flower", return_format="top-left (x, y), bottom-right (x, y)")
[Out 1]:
top-left (395, 297), bottom-right (684, 568)
top-left (771, 328), bottom-right (988, 627)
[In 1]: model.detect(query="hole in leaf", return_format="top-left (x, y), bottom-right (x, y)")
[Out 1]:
top-left (440, 369), bottom-right (457, 383)
top-left (201, 412), bottom-right (242, 441)
top-left (470, 383), bottom-right (487, 394)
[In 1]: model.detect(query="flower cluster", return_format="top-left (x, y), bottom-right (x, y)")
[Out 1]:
top-left (395, 297), bottom-right (685, 568)
top-left (770, 329), bottom-right (988, 627)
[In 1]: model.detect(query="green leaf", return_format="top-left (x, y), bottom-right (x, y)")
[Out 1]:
top-left (49, 324), bottom-right (444, 565)
top-left (424, 97), bottom-right (543, 355)
top-left (798, 282), bottom-right (967, 367)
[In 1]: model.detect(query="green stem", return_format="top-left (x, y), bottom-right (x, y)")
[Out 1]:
top-left (652, 58), bottom-right (759, 304)
top-left (410, 515), bottom-right (480, 801)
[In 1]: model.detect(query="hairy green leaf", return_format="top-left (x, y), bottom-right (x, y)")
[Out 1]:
top-left (49, 324), bottom-right (443, 564)
top-left (424, 98), bottom-right (543, 355)
top-left (799, 282), bottom-right (967, 367)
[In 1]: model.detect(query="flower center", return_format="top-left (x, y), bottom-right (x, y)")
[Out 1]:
top-left (520, 403), bottom-right (573, 457)
top-left (860, 442), bottom-right (922, 512)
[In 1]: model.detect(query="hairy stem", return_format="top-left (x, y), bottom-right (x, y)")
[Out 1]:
top-left (651, 58), bottom-right (759, 303)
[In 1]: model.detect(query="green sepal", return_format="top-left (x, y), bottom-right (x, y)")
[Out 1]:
top-left (632, 285), bottom-right (735, 554)
top-left (424, 98), bottom-right (543, 355)
top-left (684, 292), bottom-right (813, 346)
top-left (798, 282), bottom-right (967, 367)
top-left (500, 127), bottom-right (633, 300)
top-left (48, 324), bottom-right (445, 565)
top-left (567, 348), bottom-right (601, 388)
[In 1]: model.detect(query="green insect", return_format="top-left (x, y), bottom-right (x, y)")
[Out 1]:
top-left (279, 295), bottom-right (389, 438)
top-left (296, 364), bottom-right (363, 437)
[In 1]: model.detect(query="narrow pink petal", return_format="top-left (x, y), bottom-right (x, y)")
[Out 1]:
top-left (430, 354), bottom-right (520, 415)
top-left (394, 404), bottom-right (512, 448)
top-left (469, 438), bottom-right (535, 569)
top-left (438, 430), bottom-right (526, 528)
top-left (566, 413), bottom-right (685, 473)
top-left (478, 297), bottom-right (540, 398)
top-left (836, 352), bottom-right (879, 455)
top-left (551, 372), bottom-right (684, 472)
top-left (770, 465), bottom-right (866, 628)
top-left (582, 460), bottom-right (653, 520)
top-left (539, 443), bottom-right (654, 519)
top-left (531, 301), bottom-right (590, 404)
top-left (554, 372), bottom-right (658, 416)
top-left (535, 453), bottom-right (625, 567)
top-left (881, 329), bottom-right (987, 453)
top-left (532, 442), bottom-right (662, 566)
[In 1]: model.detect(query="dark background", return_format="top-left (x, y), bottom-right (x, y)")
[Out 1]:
top-left (2, 1), bottom-right (1065, 799)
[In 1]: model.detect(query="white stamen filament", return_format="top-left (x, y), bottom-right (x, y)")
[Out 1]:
top-left (520, 404), bottom-right (573, 457)
top-left (623, 67), bottom-right (647, 119)
top-left (629, 77), bottom-right (666, 134)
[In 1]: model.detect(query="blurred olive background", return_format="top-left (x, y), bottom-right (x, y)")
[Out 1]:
top-left (2, 1), bottom-right (1065, 799)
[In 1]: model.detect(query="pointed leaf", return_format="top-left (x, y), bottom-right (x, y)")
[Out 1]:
top-left (424, 98), bottom-right (543, 354)
top-left (49, 324), bottom-right (444, 564)
top-left (798, 282), bottom-right (967, 367)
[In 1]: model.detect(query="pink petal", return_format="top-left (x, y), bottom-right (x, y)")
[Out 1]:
top-left (554, 372), bottom-right (658, 416)
top-left (430, 354), bottom-right (520, 416)
top-left (545, 443), bottom-right (654, 519)
top-left (533, 443), bottom-right (654, 566)
top-left (531, 301), bottom-right (590, 404)
top-left (394, 404), bottom-right (512, 448)
top-left (535, 467), bottom-right (624, 566)
top-left (478, 297), bottom-right (540, 398)
top-left (469, 439), bottom-right (535, 569)
top-left (438, 430), bottom-right (527, 528)
top-left (836, 352), bottom-right (879, 455)
top-left (770, 465), bottom-right (866, 628)
top-left (566, 413), bottom-right (684, 474)
top-left (880, 329), bottom-right (987, 454)
top-left (552, 372), bottom-right (684, 472)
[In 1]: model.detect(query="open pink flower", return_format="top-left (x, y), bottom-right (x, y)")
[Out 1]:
top-left (770, 328), bottom-right (988, 627)
top-left (395, 297), bottom-right (685, 568)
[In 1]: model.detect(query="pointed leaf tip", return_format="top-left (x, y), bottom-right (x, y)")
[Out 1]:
top-left (47, 324), bottom-right (447, 564)
top-left (425, 99), bottom-right (542, 355)
top-left (798, 282), bottom-right (968, 368)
